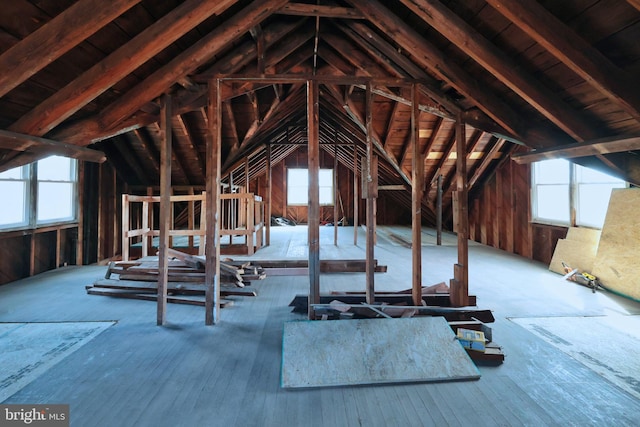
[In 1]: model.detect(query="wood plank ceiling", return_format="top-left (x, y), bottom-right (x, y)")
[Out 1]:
top-left (1, 0), bottom-right (639, 224)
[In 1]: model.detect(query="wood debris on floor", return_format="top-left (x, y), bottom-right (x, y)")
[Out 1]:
top-left (292, 281), bottom-right (505, 365)
top-left (86, 249), bottom-right (266, 307)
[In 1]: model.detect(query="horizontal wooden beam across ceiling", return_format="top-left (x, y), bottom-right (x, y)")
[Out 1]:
top-left (511, 135), bottom-right (640, 164)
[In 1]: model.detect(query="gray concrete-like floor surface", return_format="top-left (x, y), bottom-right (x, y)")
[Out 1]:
top-left (1, 225), bottom-right (639, 426)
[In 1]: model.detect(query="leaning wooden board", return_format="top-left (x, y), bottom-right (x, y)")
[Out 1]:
top-left (592, 188), bottom-right (640, 301)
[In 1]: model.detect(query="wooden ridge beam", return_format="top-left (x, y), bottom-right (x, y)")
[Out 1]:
top-left (278, 3), bottom-right (365, 19)
top-left (485, 0), bottom-right (640, 123)
top-left (511, 135), bottom-right (640, 164)
top-left (10, 0), bottom-right (237, 137)
top-left (0, 0), bottom-right (142, 98)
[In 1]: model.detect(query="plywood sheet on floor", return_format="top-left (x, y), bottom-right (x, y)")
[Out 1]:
top-left (0, 321), bottom-right (114, 402)
top-left (511, 315), bottom-right (640, 400)
top-left (593, 188), bottom-right (640, 300)
top-left (281, 317), bottom-right (480, 388)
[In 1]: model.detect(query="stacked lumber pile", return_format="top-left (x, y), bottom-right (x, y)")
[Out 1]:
top-left (290, 281), bottom-right (505, 364)
top-left (86, 249), bottom-right (266, 307)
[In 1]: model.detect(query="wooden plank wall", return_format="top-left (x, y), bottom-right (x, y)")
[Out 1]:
top-left (258, 147), bottom-right (356, 225)
top-left (468, 156), bottom-right (567, 265)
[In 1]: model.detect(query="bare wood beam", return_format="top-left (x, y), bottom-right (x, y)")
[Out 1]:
top-left (627, 0), bottom-right (640, 11)
top-left (157, 94), bottom-right (172, 325)
top-left (205, 80), bottom-right (222, 325)
top-left (436, 174), bottom-right (443, 246)
top-left (10, 0), bottom-right (236, 137)
top-left (512, 135), bottom-right (640, 164)
top-left (451, 113), bottom-right (469, 307)
top-left (249, 25), bottom-right (266, 74)
top-left (486, 0), bottom-right (640, 123)
top-left (341, 96), bottom-right (413, 186)
top-left (347, 0), bottom-right (572, 146)
top-left (343, 21), bottom-right (461, 116)
top-left (469, 138), bottom-right (505, 190)
top-left (365, 82), bottom-right (376, 305)
top-left (308, 80), bottom-right (321, 319)
top-left (378, 185), bottom-right (407, 191)
top-left (100, 0), bottom-right (288, 132)
top-left (278, 3), bottom-right (365, 19)
top-left (0, 0), bottom-right (141, 98)
top-left (265, 143), bottom-right (272, 246)
top-left (411, 84), bottom-right (423, 306)
top-left (175, 114), bottom-right (206, 180)
top-left (0, 129), bottom-right (106, 162)
top-left (353, 144), bottom-right (359, 245)
top-left (400, 0), bottom-right (600, 141)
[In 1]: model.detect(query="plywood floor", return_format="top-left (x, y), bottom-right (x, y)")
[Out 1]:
top-left (1, 226), bottom-right (639, 427)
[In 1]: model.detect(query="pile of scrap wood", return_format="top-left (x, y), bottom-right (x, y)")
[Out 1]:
top-left (86, 249), bottom-right (266, 307)
top-left (289, 281), bottom-right (505, 364)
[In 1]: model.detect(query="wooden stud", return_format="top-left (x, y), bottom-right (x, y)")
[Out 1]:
top-left (266, 143), bottom-right (272, 246)
top-left (308, 79), bottom-right (321, 319)
top-left (451, 113), bottom-right (469, 307)
top-left (121, 194), bottom-right (129, 262)
top-left (365, 82), bottom-right (375, 304)
top-left (436, 174), bottom-right (443, 246)
top-left (205, 79), bottom-right (222, 325)
top-left (353, 144), bottom-right (359, 245)
top-left (411, 84), bottom-right (423, 306)
top-left (76, 161), bottom-right (84, 266)
top-left (334, 142), bottom-right (339, 246)
top-left (157, 94), bottom-right (172, 326)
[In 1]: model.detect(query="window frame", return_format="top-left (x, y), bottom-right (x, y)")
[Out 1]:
top-left (286, 167), bottom-right (334, 207)
top-left (0, 156), bottom-right (79, 231)
top-left (531, 159), bottom-right (627, 229)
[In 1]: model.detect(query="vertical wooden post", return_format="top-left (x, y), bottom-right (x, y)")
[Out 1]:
top-left (55, 228), bottom-right (61, 268)
top-left (451, 113), bottom-right (469, 307)
top-left (436, 174), bottom-right (443, 246)
top-left (76, 160), bottom-right (84, 266)
top-left (146, 186), bottom-right (154, 252)
top-left (411, 84), bottom-right (423, 306)
top-left (365, 82), bottom-right (375, 304)
top-left (121, 194), bottom-right (129, 261)
top-left (265, 143), bottom-right (272, 246)
top-left (205, 79), bottom-right (222, 325)
top-left (141, 200), bottom-right (149, 258)
top-left (353, 144), bottom-right (358, 245)
top-left (157, 93), bottom-right (172, 326)
top-left (307, 79), bottom-right (320, 320)
top-left (97, 164), bottom-right (103, 261)
top-left (334, 142), bottom-right (338, 246)
top-left (188, 187), bottom-right (195, 249)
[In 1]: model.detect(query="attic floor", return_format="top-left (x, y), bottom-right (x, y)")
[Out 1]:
top-left (1, 226), bottom-right (639, 427)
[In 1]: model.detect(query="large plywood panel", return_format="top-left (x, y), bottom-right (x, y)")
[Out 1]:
top-left (281, 317), bottom-right (480, 388)
top-left (549, 227), bottom-right (600, 274)
top-left (593, 189), bottom-right (640, 300)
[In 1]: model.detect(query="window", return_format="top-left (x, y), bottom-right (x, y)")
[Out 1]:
top-left (532, 159), bottom-right (626, 228)
top-left (0, 165), bottom-right (29, 228)
top-left (0, 156), bottom-right (78, 230)
top-left (37, 156), bottom-right (77, 223)
top-left (287, 168), bottom-right (334, 206)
